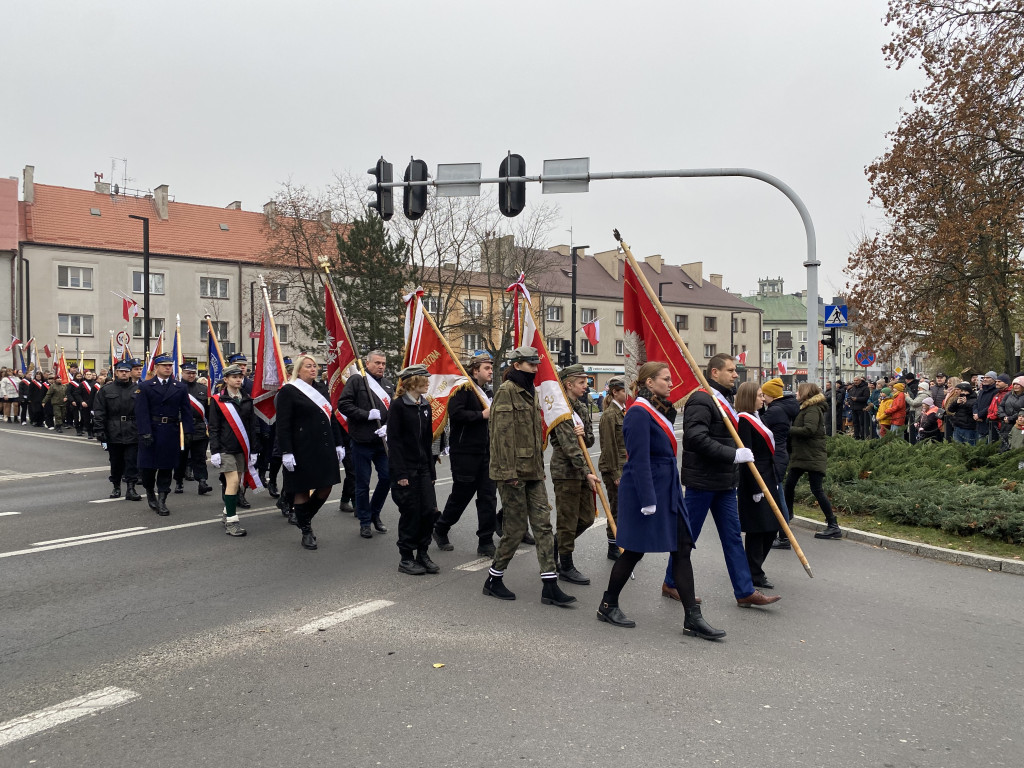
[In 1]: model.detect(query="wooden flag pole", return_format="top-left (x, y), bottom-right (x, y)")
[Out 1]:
top-left (614, 229), bottom-right (812, 578)
top-left (411, 295), bottom-right (490, 411)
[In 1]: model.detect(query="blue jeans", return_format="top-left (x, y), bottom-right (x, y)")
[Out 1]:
top-left (351, 440), bottom-right (390, 525)
top-left (953, 427), bottom-right (978, 446)
top-left (665, 488), bottom-right (754, 600)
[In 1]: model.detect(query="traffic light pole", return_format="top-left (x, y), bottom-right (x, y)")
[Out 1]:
top-left (371, 163), bottom-right (820, 382)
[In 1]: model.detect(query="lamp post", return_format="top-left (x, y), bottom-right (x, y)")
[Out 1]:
top-left (128, 215), bottom-right (150, 360)
top-left (570, 245), bottom-right (588, 363)
top-left (249, 281), bottom-right (257, 361)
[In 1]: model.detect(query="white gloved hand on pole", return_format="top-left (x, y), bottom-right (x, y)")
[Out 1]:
top-left (367, 408), bottom-right (381, 421)
top-left (282, 453), bottom-right (296, 472)
top-left (641, 504), bottom-right (656, 516)
top-left (733, 448), bottom-right (754, 464)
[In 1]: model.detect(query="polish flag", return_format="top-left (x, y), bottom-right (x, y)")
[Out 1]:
top-left (582, 319), bottom-right (600, 347)
top-left (43, 344), bottom-right (52, 359)
top-left (777, 360), bottom-right (789, 375)
top-left (252, 301), bottom-right (287, 424)
top-left (122, 298), bottom-right (140, 323)
top-left (4, 336), bottom-right (20, 352)
top-left (736, 350), bottom-right (747, 366)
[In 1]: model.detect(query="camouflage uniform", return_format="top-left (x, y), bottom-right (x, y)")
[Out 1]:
top-left (550, 394), bottom-right (596, 555)
top-left (42, 381), bottom-right (67, 429)
top-left (598, 398), bottom-right (626, 544)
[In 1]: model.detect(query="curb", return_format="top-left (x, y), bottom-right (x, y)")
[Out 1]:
top-left (790, 515), bottom-right (1024, 576)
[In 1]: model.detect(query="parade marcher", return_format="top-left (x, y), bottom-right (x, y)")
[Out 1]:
top-left (1, 369), bottom-right (21, 423)
top-left (760, 377), bottom-right (799, 551)
top-left (337, 350), bottom-right (394, 539)
top-left (93, 360), bottom-right (142, 500)
top-left (27, 370), bottom-right (47, 426)
top-left (665, 354), bottom-right (780, 608)
top-left (42, 374), bottom-right (67, 433)
top-left (549, 363), bottom-right (599, 585)
top-left (734, 382), bottom-right (782, 589)
top-left (277, 354), bottom-right (345, 550)
top-left (595, 362), bottom-right (725, 639)
top-left (19, 371), bottom-right (31, 424)
top-left (129, 359), bottom-right (143, 383)
top-left (598, 376), bottom-right (628, 561)
top-left (482, 346), bottom-right (575, 607)
top-left (135, 353), bottom-right (195, 516)
top-left (386, 364), bottom-right (440, 575)
top-left (81, 369), bottom-right (99, 438)
top-left (208, 364), bottom-right (259, 537)
top-left (433, 353), bottom-right (498, 557)
top-left (785, 382), bottom-right (842, 540)
top-left (175, 362), bottom-right (213, 495)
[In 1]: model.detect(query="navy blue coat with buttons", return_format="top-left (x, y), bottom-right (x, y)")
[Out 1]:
top-left (135, 377), bottom-right (195, 469)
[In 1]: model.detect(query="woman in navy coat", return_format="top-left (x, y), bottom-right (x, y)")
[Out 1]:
top-left (596, 361), bottom-right (725, 640)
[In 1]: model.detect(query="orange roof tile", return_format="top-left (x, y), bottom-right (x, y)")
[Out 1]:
top-left (20, 184), bottom-right (276, 264)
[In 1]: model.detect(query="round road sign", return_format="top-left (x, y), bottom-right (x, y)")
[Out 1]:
top-left (855, 347), bottom-right (875, 367)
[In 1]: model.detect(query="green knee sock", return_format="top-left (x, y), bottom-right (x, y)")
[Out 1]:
top-left (223, 494), bottom-right (238, 518)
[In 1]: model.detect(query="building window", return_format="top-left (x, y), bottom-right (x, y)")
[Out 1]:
top-left (277, 324), bottom-right (290, 343)
top-left (57, 265), bottom-right (93, 290)
top-left (798, 330), bottom-right (808, 342)
top-left (423, 295), bottom-right (440, 313)
top-left (581, 308), bottom-right (597, 323)
top-left (704, 316), bottom-right (717, 332)
top-left (798, 345), bottom-right (807, 363)
top-left (547, 336), bottom-right (563, 354)
top-left (270, 284), bottom-right (287, 302)
top-left (503, 302), bottom-right (513, 319)
top-left (133, 271), bottom-right (165, 295)
top-left (741, 318), bottom-right (747, 333)
top-left (200, 277), bottom-right (229, 299)
top-left (58, 313), bottom-right (94, 336)
top-left (580, 339), bottom-right (595, 355)
top-left (463, 299), bottom-right (483, 318)
top-left (462, 333), bottom-right (482, 352)
top-left (615, 310), bottom-right (624, 326)
top-left (201, 321), bottom-right (229, 342)
top-left (133, 317), bottom-right (165, 339)
top-left (762, 350), bottom-right (772, 363)
top-left (546, 305), bottom-right (562, 323)
top-left (762, 330), bottom-right (772, 343)
top-left (675, 314), bottom-right (688, 331)
top-left (703, 344), bottom-right (716, 358)
top-left (615, 340), bottom-right (624, 356)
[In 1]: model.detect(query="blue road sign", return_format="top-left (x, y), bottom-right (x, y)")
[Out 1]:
top-left (856, 347), bottom-right (875, 367)
top-left (824, 304), bottom-right (848, 327)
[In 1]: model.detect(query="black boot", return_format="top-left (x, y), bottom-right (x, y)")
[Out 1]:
top-left (683, 605), bottom-right (726, 640)
top-left (185, 468), bottom-right (194, 481)
top-left (558, 553), bottom-right (590, 585)
top-left (541, 577), bottom-right (577, 607)
top-left (267, 481), bottom-right (279, 498)
top-left (109, 483), bottom-right (121, 499)
top-left (482, 573), bottom-right (516, 600)
top-left (815, 520), bottom-right (843, 539)
top-left (432, 527), bottom-right (453, 551)
top-left (416, 550), bottom-right (440, 574)
top-left (125, 483), bottom-right (141, 501)
top-left (597, 596), bottom-right (636, 628)
top-left (174, 480), bottom-right (184, 494)
top-left (156, 491), bottom-right (170, 516)
top-left (337, 498), bottom-right (353, 513)
top-left (197, 480), bottom-right (213, 495)
top-left (237, 489), bottom-right (251, 509)
top-left (399, 556), bottom-right (426, 575)
top-left (607, 539), bottom-right (620, 560)
top-left (146, 489), bottom-right (158, 511)
top-left (371, 514), bottom-right (387, 533)
top-left (300, 525), bottom-right (317, 550)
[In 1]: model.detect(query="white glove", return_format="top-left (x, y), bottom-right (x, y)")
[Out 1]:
top-left (336, 446), bottom-right (345, 463)
top-left (248, 453), bottom-right (258, 468)
top-left (101, 442), bottom-right (108, 451)
top-left (367, 408), bottom-right (381, 421)
top-left (641, 504), bottom-right (656, 516)
top-left (753, 493), bottom-right (764, 503)
top-left (282, 453), bottom-right (296, 471)
top-left (210, 453), bottom-right (222, 468)
top-left (374, 426), bottom-right (388, 438)
top-left (733, 447), bottom-right (754, 464)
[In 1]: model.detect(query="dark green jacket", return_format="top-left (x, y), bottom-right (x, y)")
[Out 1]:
top-left (598, 401), bottom-right (626, 480)
top-left (789, 393), bottom-right (828, 473)
top-left (489, 379), bottom-right (544, 482)
top-left (549, 396), bottom-right (595, 480)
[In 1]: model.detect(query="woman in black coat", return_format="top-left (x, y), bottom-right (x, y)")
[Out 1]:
top-left (277, 354), bottom-right (344, 551)
top-left (386, 364), bottom-right (439, 576)
top-left (208, 365), bottom-right (259, 538)
top-left (735, 382), bottom-right (781, 589)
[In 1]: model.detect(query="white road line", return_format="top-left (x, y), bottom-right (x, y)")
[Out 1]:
top-left (0, 429), bottom-right (99, 446)
top-left (454, 547), bottom-right (532, 571)
top-left (0, 512), bottom-right (21, 517)
top-left (89, 497), bottom-right (126, 504)
top-left (33, 527), bottom-right (148, 546)
top-left (294, 599), bottom-right (394, 634)
top-left (0, 686), bottom-right (139, 748)
top-left (0, 507), bottom-right (281, 560)
top-left (0, 466), bottom-right (109, 483)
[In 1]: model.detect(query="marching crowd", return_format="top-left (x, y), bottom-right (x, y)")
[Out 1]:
top-left (3, 350), bottom-right (847, 641)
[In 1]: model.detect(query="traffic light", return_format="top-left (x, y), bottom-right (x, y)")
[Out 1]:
top-left (558, 340), bottom-right (572, 368)
top-left (403, 158), bottom-right (429, 220)
top-left (498, 152), bottom-right (526, 217)
top-left (367, 158), bottom-right (394, 221)
top-left (821, 327), bottom-right (838, 351)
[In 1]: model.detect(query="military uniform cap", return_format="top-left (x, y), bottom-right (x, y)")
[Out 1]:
top-left (558, 363), bottom-right (587, 381)
top-left (607, 376), bottom-right (626, 390)
top-left (152, 353), bottom-right (174, 365)
top-left (223, 364), bottom-right (244, 377)
top-left (282, 356), bottom-right (293, 366)
top-left (228, 353), bottom-right (247, 363)
top-left (182, 361), bottom-right (198, 371)
top-left (508, 346), bottom-right (539, 364)
top-left (467, 352), bottom-right (493, 367)
top-left (398, 364), bottom-right (429, 380)
top-left (115, 360), bottom-right (133, 371)
top-left (129, 358), bottom-right (144, 368)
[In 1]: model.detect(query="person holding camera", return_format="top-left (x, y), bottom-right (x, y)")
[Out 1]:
top-left (947, 382), bottom-right (979, 445)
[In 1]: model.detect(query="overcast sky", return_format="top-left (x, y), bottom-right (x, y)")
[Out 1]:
top-left (5, 0), bottom-right (923, 299)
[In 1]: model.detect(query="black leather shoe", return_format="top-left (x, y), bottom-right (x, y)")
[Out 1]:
top-left (125, 484), bottom-right (141, 502)
top-left (184, 469), bottom-right (194, 482)
top-left (597, 602), bottom-right (636, 628)
top-left (416, 552), bottom-right (440, 574)
top-left (371, 515), bottom-right (387, 533)
top-left (476, 541), bottom-right (496, 558)
top-left (337, 499), bottom-right (353, 513)
top-left (109, 484), bottom-right (121, 499)
top-left (267, 482), bottom-right (279, 498)
top-left (146, 490), bottom-right (158, 511)
top-left (521, 530), bottom-right (535, 546)
top-left (237, 494), bottom-right (251, 509)
top-left (399, 559), bottom-right (426, 575)
top-left (752, 577), bottom-right (775, 590)
top-left (359, 525), bottom-right (373, 539)
top-left (433, 529), bottom-right (454, 551)
top-left (156, 492), bottom-right (170, 516)
top-left (607, 541), bottom-right (620, 560)
top-left (771, 536), bottom-right (792, 550)
top-left (301, 529), bottom-right (317, 550)
top-left (197, 481), bottom-right (213, 495)
top-left (174, 481), bottom-right (184, 494)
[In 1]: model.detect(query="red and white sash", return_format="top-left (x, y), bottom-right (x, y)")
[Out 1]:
top-left (189, 394), bottom-right (208, 426)
top-left (4, 376), bottom-right (19, 392)
top-left (288, 378), bottom-right (333, 423)
top-left (213, 396), bottom-right (262, 491)
top-left (364, 373), bottom-right (391, 410)
top-left (80, 381), bottom-right (92, 394)
top-left (702, 387), bottom-right (739, 428)
top-left (32, 379), bottom-right (43, 389)
top-left (473, 383), bottom-right (492, 408)
top-left (630, 397), bottom-right (678, 455)
top-left (738, 411), bottom-right (775, 454)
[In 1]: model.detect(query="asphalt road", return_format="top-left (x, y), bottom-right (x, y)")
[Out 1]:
top-left (1, 419), bottom-right (1022, 767)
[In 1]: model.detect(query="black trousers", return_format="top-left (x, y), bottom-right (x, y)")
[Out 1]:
top-left (784, 467), bottom-right (835, 521)
top-left (108, 442), bottom-right (139, 485)
top-left (744, 531), bottom-right (776, 581)
top-left (174, 439), bottom-right (209, 482)
top-left (141, 467), bottom-right (173, 493)
top-left (435, 452), bottom-right (497, 543)
top-left (393, 471), bottom-right (437, 559)
top-left (853, 410), bottom-right (870, 440)
top-left (339, 451), bottom-right (355, 502)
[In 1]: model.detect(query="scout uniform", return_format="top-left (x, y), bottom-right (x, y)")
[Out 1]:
top-left (598, 377), bottom-right (627, 560)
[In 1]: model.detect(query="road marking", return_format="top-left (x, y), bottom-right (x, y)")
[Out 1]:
top-left (0, 507), bottom-right (281, 560)
top-left (0, 512), bottom-right (21, 517)
top-left (0, 686), bottom-right (139, 748)
top-left (89, 497), bottom-right (126, 504)
top-left (0, 466), bottom-right (109, 484)
top-left (294, 599), bottom-right (394, 634)
top-left (454, 547), bottom-right (531, 571)
top-left (33, 527), bottom-right (148, 546)
top-left (0, 428), bottom-right (98, 446)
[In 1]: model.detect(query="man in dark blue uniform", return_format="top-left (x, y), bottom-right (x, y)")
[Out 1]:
top-left (174, 362), bottom-right (213, 495)
top-left (93, 360), bottom-right (142, 501)
top-left (135, 353), bottom-right (195, 515)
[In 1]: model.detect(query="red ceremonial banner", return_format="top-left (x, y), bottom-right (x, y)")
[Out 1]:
top-left (252, 303), bottom-right (287, 424)
top-left (324, 282), bottom-right (357, 407)
top-left (404, 292), bottom-right (468, 438)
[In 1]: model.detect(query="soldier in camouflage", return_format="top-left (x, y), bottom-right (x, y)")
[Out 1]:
top-left (598, 376), bottom-right (628, 561)
top-left (550, 364), bottom-right (599, 585)
top-left (482, 346), bottom-right (576, 607)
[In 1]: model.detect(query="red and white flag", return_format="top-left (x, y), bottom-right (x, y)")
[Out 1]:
top-left (403, 291), bottom-right (469, 437)
top-left (122, 298), bottom-right (140, 323)
top-left (325, 282), bottom-right (358, 429)
top-left (582, 319), bottom-right (600, 347)
top-left (505, 273), bottom-right (531, 347)
top-left (4, 336), bottom-right (20, 352)
top-left (56, 349), bottom-right (71, 385)
top-left (518, 299), bottom-right (573, 445)
top-left (736, 350), bottom-right (747, 366)
top-left (145, 331), bottom-right (165, 380)
top-left (252, 302), bottom-right (287, 424)
top-left (777, 359), bottom-right (789, 375)
top-left (43, 344), bottom-right (52, 359)
top-left (622, 259), bottom-right (701, 404)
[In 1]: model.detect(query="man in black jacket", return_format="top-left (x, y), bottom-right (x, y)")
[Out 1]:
top-left (93, 360), bottom-right (142, 501)
top-left (433, 353), bottom-right (498, 557)
top-left (847, 375), bottom-right (871, 440)
top-left (337, 350), bottom-right (395, 539)
top-left (174, 362), bottom-right (213, 495)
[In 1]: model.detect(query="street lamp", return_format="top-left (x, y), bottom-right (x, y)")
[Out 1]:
top-left (127, 215), bottom-right (150, 360)
top-left (570, 244), bottom-right (589, 363)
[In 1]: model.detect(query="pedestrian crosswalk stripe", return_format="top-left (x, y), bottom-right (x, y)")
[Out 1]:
top-left (293, 600), bottom-right (394, 634)
top-left (0, 686), bottom-right (139, 748)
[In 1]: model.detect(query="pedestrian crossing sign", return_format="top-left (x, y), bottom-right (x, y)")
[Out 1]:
top-left (824, 304), bottom-right (848, 327)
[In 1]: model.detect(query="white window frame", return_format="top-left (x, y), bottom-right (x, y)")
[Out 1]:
top-left (615, 310), bottom-right (624, 326)
top-left (422, 295), bottom-right (440, 314)
top-left (615, 340), bottom-right (624, 356)
top-left (200, 276), bottom-right (230, 299)
top-left (57, 265), bottom-right (93, 290)
top-left (581, 308), bottom-right (597, 323)
top-left (201, 321), bottom-right (229, 342)
top-left (703, 343), bottom-right (716, 358)
top-left (547, 336), bottom-right (563, 354)
top-left (133, 317), bottom-right (165, 340)
top-left (270, 283), bottom-right (288, 302)
top-left (133, 271), bottom-right (165, 295)
top-left (546, 305), bottom-right (563, 323)
top-left (580, 339), bottom-right (596, 355)
top-left (463, 299), bottom-right (483, 318)
top-left (462, 333), bottom-right (482, 352)
top-left (58, 313), bottom-right (94, 336)
top-left (277, 324), bottom-right (290, 343)
top-left (675, 314), bottom-right (688, 331)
